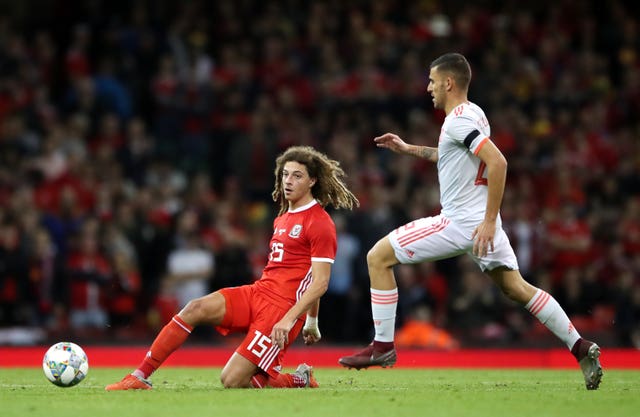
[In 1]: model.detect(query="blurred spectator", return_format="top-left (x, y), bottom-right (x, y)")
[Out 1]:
top-left (448, 268), bottom-right (511, 345)
top-left (161, 229), bottom-right (214, 310)
top-left (0, 0), bottom-right (638, 347)
top-left (613, 272), bottom-right (640, 348)
top-left (25, 227), bottom-right (65, 329)
top-left (543, 204), bottom-right (592, 285)
top-left (0, 222), bottom-right (28, 325)
top-left (65, 225), bottom-right (112, 336)
top-left (395, 305), bottom-right (459, 350)
top-left (322, 212), bottom-right (361, 343)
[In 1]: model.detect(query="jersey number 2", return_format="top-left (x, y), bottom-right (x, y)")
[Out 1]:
top-left (475, 162), bottom-right (488, 186)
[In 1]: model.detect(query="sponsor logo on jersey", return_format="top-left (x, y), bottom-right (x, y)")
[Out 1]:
top-left (289, 224), bottom-right (302, 238)
top-left (405, 249), bottom-right (415, 258)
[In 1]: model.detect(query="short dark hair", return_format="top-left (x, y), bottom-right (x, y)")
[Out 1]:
top-left (430, 53), bottom-right (472, 90)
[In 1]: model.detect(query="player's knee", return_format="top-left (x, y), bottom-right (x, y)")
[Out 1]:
top-left (367, 241), bottom-right (391, 268)
top-left (220, 374), bottom-right (235, 388)
top-left (498, 279), bottom-right (530, 304)
top-left (366, 248), bottom-right (387, 272)
top-left (220, 373), bottom-right (248, 389)
top-left (367, 240), bottom-right (396, 270)
top-left (499, 283), bottom-right (517, 301)
top-left (366, 247), bottom-right (379, 267)
top-left (180, 292), bottom-right (225, 324)
top-left (180, 297), bottom-right (211, 323)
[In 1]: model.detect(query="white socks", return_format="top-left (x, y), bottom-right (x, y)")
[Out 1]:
top-left (372, 287), bottom-right (580, 349)
top-left (371, 288), bottom-right (398, 342)
top-left (525, 289), bottom-right (581, 349)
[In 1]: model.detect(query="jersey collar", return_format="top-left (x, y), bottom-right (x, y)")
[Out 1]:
top-left (288, 199), bottom-right (318, 213)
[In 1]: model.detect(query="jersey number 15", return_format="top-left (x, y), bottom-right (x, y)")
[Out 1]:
top-left (269, 242), bottom-right (284, 262)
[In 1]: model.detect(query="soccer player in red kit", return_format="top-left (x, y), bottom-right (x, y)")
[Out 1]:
top-left (106, 146), bottom-right (359, 390)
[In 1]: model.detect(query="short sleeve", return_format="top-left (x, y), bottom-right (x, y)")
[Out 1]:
top-left (446, 115), bottom-right (487, 154)
top-left (308, 215), bottom-right (337, 263)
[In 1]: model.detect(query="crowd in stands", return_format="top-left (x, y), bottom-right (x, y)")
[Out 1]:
top-left (0, 0), bottom-right (639, 348)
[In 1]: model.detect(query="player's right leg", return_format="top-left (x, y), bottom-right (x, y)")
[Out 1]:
top-left (249, 363), bottom-right (319, 388)
top-left (293, 363), bottom-right (319, 388)
top-left (105, 291), bottom-right (227, 391)
top-left (220, 352), bottom-right (261, 388)
top-left (338, 236), bottom-right (399, 369)
top-left (340, 215), bottom-right (465, 370)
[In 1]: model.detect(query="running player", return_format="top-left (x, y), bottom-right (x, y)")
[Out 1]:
top-left (106, 145), bottom-right (359, 390)
top-left (338, 53), bottom-right (603, 390)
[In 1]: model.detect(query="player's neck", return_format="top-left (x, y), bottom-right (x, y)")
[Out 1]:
top-left (288, 194), bottom-right (315, 212)
top-left (444, 95), bottom-right (468, 115)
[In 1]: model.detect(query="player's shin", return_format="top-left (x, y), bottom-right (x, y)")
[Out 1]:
top-left (135, 315), bottom-right (193, 379)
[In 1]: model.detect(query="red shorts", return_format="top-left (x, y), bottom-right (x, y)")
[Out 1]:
top-left (216, 285), bottom-right (304, 378)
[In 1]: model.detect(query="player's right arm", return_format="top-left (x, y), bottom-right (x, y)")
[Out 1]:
top-left (374, 132), bottom-right (438, 162)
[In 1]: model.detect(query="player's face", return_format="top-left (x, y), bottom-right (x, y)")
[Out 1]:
top-left (282, 161), bottom-right (316, 207)
top-left (427, 67), bottom-right (446, 109)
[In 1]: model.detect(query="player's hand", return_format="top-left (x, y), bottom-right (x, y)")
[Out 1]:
top-left (374, 133), bottom-right (408, 154)
top-left (302, 324), bottom-right (321, 345)
top-left (471, 219), bottom-right (496, 258)
top-left (270, 319), bottom-right (293, 350)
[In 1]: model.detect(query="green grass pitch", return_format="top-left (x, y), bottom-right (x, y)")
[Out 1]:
top-left (1, 367), bottom-right (638, 417)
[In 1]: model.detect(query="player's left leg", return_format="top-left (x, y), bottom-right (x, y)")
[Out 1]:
top-left (487, 267), bottom-right (603, 390)
top-left (475, 227), bottom-right (602, 390)
top-left (106, 291), bottom-right (227, 391)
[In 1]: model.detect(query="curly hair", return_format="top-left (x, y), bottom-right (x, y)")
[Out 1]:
top-left (272, 146), bottom-right (359, 216)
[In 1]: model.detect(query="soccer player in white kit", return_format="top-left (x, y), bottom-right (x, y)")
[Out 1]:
top-left (339, 52), bottom-right (603, 390)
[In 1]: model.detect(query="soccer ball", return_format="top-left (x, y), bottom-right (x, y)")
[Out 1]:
top-left (42, 342), bottom-right (89, 387)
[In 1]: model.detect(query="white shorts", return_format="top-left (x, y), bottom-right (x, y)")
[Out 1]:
top-left (388, 214), bottom-right (519, 272)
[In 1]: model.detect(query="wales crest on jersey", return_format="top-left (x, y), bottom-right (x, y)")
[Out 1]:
top-left (289, 224), bottom-right (303, 238)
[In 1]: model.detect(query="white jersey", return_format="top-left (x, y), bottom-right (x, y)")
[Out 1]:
top-left (387, 101), bottom-right (518, 271)
top-left (437, 101), bottom-right (499, 228)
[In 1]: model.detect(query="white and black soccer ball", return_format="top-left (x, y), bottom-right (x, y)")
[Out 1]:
top-left (42, 342), bottom-right (89, 387)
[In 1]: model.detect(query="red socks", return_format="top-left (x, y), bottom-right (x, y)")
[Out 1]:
top-left (250, 372), bottom-right (306, 388)
top-left (137, 315), bottom-right (193, 379)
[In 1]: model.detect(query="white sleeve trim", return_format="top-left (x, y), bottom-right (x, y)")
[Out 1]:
top-left (311, 257), bottom-right (334, 264)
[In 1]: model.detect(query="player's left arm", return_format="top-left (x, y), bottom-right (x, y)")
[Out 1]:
top-left (270, 261), bottom-right (331, 349)
top-left (302, 266), bottom-right (325, 345)
top-left (471, 139), bottom-right (508, 257)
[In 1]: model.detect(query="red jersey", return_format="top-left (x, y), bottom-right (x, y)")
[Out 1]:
top-left (255, 200), bottom-right (336, 307)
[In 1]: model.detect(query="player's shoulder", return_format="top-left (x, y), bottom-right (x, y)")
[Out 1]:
top-left (450, 101), bottom-right (485, 119)
top-left (302, 206), bottom-right (335, 236)
top-left (307, 203), bottom-right (334, 224)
